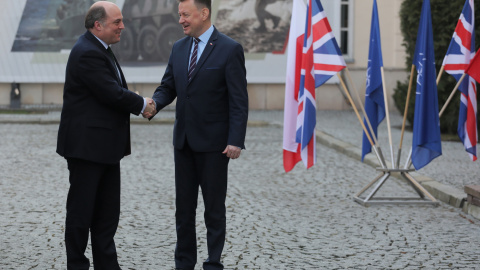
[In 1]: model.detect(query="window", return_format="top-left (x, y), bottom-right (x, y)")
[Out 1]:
top-left (340, 0), bottom-right (353, 60)
top-left (323, 0), bottom-right (354, 61)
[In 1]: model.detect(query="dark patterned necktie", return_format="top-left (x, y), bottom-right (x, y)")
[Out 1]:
top-left (106, 46), bottom-right (122, 84)
top-left (188, 38), bottom-right (200, 81)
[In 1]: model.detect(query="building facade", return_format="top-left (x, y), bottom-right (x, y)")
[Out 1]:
top-left (0, 0), bottom-right (407, 111)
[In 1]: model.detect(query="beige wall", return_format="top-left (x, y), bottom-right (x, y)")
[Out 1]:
top-left (347, 0), bottom-right (407, 112)
top-left (352, 0), bottom-right (406, 69)
top-left (0, 73), bottom-right (407, 111)
top-left (42, 84), bottom-right (63, 104)
top-left (0, 83), bottom-right (63, 106)
top-left (0, 82), bottom-right (293, 110)
top-left (343, 68), bottom-right (407, 113)
top-left (0, 83), bottom-right (10, 105)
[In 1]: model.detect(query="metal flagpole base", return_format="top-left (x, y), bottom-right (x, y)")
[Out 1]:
top-left (353, 168), bottom-right (439, 207)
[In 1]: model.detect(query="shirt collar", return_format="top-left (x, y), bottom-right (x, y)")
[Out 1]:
top-left (196, 25), bottom-right (214, 44)
top-left (92, 32), bottom-right (109, 50)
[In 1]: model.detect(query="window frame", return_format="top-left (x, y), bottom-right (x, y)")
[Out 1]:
top-left (339, 0), bottom-right (354, 62)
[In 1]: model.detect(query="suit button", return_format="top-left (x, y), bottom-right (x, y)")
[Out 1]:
top-left (186, 95), bottom-right (190, 99)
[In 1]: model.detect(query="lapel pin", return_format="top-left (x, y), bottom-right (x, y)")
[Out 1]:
top-left (210, 43), bottom-right (213, 45)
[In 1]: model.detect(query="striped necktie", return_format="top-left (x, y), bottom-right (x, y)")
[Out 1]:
top-left (188, 38), bottom-right (200, 81)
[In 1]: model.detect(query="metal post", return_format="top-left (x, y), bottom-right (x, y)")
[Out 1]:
top-left (10, 82), bottom-right (21, 109)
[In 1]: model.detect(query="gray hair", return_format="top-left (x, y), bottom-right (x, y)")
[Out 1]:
top-left (84, 5), bottom-right (107, 29)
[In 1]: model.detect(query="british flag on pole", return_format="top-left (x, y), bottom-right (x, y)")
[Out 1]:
top-left (442, 0), bottom-right (477, 161)
top-left (283, 0), bottom-right (346, 171)
top-left (283, 0), bottom-right (306, 172)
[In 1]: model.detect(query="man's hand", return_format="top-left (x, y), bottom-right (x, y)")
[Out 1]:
top-left (142, 97), bottom-right (157, 118)
top-left (222, 145), bottom-right (242, 159)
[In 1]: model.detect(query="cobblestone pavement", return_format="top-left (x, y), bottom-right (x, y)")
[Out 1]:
top-left (1, 120), bottom-right (480, 269)
top-left (2, 109), bottom-right (478, 191)
top-left (247, 110), bottom-right (480, 191)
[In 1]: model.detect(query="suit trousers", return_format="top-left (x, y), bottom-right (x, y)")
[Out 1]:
top-left (65, 158), bottom-right (121, 270)
top-left (174, 141), bottom-right (230, 270)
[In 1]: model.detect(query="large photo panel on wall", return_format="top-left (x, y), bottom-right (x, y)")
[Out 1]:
top-left (5, 0), bottom-right (349, 85)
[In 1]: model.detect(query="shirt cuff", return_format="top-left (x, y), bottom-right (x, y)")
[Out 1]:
top-left (140, 98), bottom-right (147, 114)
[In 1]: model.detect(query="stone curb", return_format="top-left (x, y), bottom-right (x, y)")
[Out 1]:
top-left (463, 202), bottom-right (480, 219)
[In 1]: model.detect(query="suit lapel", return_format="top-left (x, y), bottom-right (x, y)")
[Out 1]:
top-left (85, 31), bottom-right (125, 87)
top-left (187, 28), bottom-right (218, 85)
top-left (116, 61), bottom-right (127, 88)
top-left (113, 59), bottom-right (127, 87)
top-left (109, 52), bottom-right (124, 87)
top-left (182, 38), bottom-right (193, 83)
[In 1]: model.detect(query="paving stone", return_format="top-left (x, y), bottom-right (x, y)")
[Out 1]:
top-left (1, 112), bottom-right (480, 269)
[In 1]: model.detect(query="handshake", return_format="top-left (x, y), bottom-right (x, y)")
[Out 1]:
top-left (142, 97), bottom-right (157, 118)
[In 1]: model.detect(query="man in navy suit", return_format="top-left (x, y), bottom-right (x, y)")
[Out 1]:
top-left (148, 0), bottom-right (248, 269)
top-left (57, 1), bottom-right (156, 269)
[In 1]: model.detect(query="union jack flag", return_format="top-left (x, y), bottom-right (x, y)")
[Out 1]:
top-left (295, 0), bottom-right (346, 168)
top-left (283, 0), bottom-right (306, 172)
top-left (442, 0), bottom-right (477, 161)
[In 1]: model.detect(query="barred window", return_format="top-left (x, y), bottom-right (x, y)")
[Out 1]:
top-left (340, 0), bottom-right (353, 59)
top-left (323, 0), bottom-right (353, 60)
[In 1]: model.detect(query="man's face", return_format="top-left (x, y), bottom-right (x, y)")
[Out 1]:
top-left (178, 0), bottom-right (208, 38)
top-left (98, 5), bottom-right (124, 45)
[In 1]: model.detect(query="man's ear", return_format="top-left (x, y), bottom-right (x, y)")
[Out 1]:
top-left (202, 8), bottom-right (209, 21)
top-left (94, 21), bottom-right (103, 31)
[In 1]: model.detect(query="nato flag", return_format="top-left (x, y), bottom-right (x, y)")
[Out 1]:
top-left (361, 0), bottom-right (385, 161)
top-left (412, 0), bottom-right (442, 170)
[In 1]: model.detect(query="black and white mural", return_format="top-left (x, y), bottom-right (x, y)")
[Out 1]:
top-left (12, 0), bottom-right (292, 62)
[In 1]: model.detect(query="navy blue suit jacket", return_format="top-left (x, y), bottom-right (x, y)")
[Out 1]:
top-left (57, 30), bottom-right (144, 164)
top-left (152, 27), bottom-right (248, 152)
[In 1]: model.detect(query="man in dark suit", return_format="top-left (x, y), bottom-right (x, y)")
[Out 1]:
top-left (148, 0), bottom-right (248, 269)
top-left (56, 1), bottom-right (156, 269)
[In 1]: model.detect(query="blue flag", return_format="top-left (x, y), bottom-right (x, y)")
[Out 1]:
top-left (411, 0), bottom-right (442, 170)
top-left (361, 0), bottom-right (385, 161)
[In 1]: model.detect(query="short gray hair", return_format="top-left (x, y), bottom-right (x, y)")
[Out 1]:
top-left (84, 5), bottom-right (107, 29)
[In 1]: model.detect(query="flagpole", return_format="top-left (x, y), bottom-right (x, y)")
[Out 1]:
top-left (380, 67), bottom-right (395, 168)
top-left (344, 68), bottom-right (379, 145)
top-left (438, 73), bottom-right (467, 117)
top-left (398, 65), bottom-right (416, 168)
top-left (336, 73), bottom-right (375, 147)
top-left (436, 65), bottom-right (444, 85)
top-left (344, 68), bottom-right (387, 168)
top-left (404, 147), bottom-right (413, 169)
